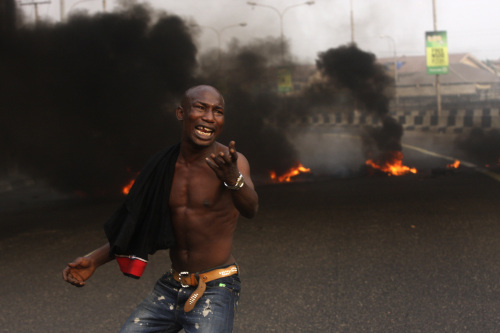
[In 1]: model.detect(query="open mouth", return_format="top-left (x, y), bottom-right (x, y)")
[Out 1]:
top-left (195, 125), bottom-right (215, 139)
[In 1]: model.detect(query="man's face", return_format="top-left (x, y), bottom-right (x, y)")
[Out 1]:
top-left (178, 86), bottom-right (225, 148)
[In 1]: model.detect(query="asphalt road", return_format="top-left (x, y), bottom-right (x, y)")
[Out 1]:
top-left (1, 132), bottom-right (500, 332)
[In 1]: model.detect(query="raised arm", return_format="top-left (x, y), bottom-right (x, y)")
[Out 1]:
top-left (206, 141), bottom-right (259, 218)
top-left (62, 242), bottom-right (113, 287)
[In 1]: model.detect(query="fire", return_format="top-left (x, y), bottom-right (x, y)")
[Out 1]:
top-left (447, 160), bottom-right (460, 169)
top-left (122, 168), bottom-right (140, 195)
top-left (270, 162), bottom-right (311, 183)
top-left (122, 178), bottom-right (135, 195)
top-left (365, 151), bottom-right (417, 176)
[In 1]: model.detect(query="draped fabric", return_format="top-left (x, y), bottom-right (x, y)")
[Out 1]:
top-left (104, 143), bottom-right (180, 278)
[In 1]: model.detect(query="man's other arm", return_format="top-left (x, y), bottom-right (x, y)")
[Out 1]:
top-left (62, 243), bottom-right (114, 287)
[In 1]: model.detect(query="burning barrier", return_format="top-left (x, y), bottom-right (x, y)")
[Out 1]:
top-left (269, 163), bottom-right (311, 183)
top-left (447, 160), bottom-right (461, 169)
top-left (365, 151), bottom-right (417, 176)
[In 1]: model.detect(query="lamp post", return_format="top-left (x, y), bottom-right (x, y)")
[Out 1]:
top-left (247, 1), bottom-right (315, 63)
top-left (196, 23), bottom-right (247, 68)
top-left (379, 34), bottom-right (399, 109)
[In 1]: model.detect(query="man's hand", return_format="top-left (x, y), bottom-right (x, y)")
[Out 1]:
top-left (206, 141), bottom-right (258, 218)
top-left (205, 141), bottom-right (241, 185)
top-left (62, 257), bottom-right (97, 287)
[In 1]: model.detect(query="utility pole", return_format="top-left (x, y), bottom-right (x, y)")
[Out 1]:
top-left (20, 0), bottom-right (51, 24)
top-left (350, 0), bottom-right (355, 43)
top-left (432, 0), bottom-right (442, 117)
top-left (60, 0), bottom-right (64, 21)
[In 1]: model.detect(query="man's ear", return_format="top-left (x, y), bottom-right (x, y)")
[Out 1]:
top-left (176, 106), bottom-right (184, 120)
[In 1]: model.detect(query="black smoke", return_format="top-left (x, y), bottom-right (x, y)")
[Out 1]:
top-left (317, 44), bottom-right (393, 117)
top-left (315, 44), bottom-right (402, 164)
top-left (0, 0), bottom-right (17, 35)
top-left (361, 116), bottom-right (403, 162)
top-left (455, 128), bottom-right (500, 167)
top-left (195, 37), bottom-right (300, 177)
top-left (1, 4), bottom-right (197, 197)
top-left (1, 3), bottom-right (304, 196)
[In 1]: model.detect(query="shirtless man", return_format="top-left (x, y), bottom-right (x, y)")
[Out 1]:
top-left (62, 85), bottom-right (259, 332)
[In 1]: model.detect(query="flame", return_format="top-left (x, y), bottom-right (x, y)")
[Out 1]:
top-left (365, 151), bottom-right (417, 176)
top-left (447, 160), bottom-right (460, 169)
top-left (270, 163), bottom-right (311, 183)
top-left (122, 178), bottom-right (135, 195)
top-left (122, 169), bottom-right (140, 195)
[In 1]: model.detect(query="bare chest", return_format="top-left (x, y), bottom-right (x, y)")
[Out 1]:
top-left (169, 161), bottom-right (225, 211)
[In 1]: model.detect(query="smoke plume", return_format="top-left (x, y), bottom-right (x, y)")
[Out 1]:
top-left (455, 128), bottom-right (500, 167)
top-left (1, 4), bottom-right (303, 196)
top-left (315, 44), bottom-right (401, 163)
top-left (1, 4), bottom-right (197, 196)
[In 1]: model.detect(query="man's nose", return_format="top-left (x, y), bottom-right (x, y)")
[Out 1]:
top-left (202, 109), bottom-right (215, 122)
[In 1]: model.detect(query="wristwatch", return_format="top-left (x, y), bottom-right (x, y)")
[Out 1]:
top-left (224, 172), bottom-right (245, 190)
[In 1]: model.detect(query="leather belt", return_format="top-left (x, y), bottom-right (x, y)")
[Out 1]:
top-left (171, 264), bottom-right (238, 312)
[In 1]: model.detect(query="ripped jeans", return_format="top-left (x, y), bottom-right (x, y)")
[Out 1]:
top-left (119, 268), bottom-right (241, 333)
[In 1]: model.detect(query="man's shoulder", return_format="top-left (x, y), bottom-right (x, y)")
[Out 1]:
top-left (215, 141), bottom-right (227, 152)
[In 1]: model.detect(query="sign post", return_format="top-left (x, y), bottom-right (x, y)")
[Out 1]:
top-left (426, 30), bottom-right (448, 117)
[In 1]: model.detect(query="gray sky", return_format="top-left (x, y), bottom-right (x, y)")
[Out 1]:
top-left (21, 0), bottom-right (500, 62)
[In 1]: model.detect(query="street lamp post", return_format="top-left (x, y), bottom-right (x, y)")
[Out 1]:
top-left (196, 23), bottom-right (247, 68)
top-left (380, 34), bottom-right (399, 109)
top-left (247, 1), bottom-right (314, 63)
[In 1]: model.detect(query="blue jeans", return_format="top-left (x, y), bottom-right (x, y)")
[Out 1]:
top-left (119, 268), bottom-right (241, 333)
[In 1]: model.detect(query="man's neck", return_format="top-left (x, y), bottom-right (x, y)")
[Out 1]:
top-left (179, 142), bottom-right (218, 164)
